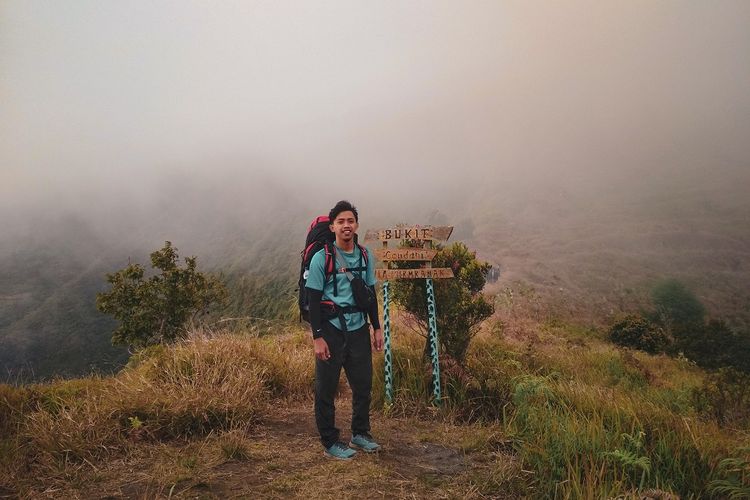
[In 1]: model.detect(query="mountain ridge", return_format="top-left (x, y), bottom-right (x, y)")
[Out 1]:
top-left (2, 170), bottom-right (749, 381)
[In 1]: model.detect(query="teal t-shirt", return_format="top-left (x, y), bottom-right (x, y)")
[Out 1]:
top-left (305, 243), bottom-right (377, 332)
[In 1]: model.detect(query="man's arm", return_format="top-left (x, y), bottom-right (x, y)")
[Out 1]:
top-left (364, 248), bottom-right (383, 351)
top-left (307, 289), bottom-right (331, 360)
top-left (306, 250), bottom-right (331, 360)
top-left (308, 289), bottom-right (324, 339)
top-left (367, 287), bottom-right (380, 330)
top-left (369, 288), bottom-right (383, 352)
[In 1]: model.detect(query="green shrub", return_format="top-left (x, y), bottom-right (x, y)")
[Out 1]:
top-left (608, 314), bottom-right (670, 354)
top-left (678, 319), bottom-right (750, 373)
top-left (692, 367), bottom-right (750, 428)
top-left (391, 242), bottom-right (494, 364)
top-left (651, 279), bottom-right (705, 329)
top-left (96, 241), bottom-right (227, 348)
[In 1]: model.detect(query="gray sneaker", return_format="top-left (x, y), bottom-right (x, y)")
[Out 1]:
top-left (324, 442), bottom-right (357, 460)
top-left (349, 434), bottom-right (381, 453)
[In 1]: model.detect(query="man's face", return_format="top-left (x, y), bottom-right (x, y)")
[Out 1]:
top-left (330, 210), bottom-right (358, 243)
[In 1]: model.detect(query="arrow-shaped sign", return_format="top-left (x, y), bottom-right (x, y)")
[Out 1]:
top-left (376, 268), bottom-right (454, 280)
top-left (374, 248), bottom-right (438, 262)
top-left (364, 225), bottom-right (453, 242)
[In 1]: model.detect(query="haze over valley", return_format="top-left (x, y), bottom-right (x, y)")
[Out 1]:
top-left (2, 1), bottom-right (749, 380)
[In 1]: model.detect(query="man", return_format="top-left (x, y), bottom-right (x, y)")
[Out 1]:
top-left (305, 200), bottom-right (384, 460)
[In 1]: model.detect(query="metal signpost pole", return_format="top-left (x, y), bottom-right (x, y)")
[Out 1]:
top-left (425, 278), bottom-right (441, 405)
top-left (367, 225), bottom-right (454, 407)
top-left (382, 280), bottom-right (393, 404)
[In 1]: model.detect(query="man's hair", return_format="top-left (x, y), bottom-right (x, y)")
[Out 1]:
top-left (329, 200), bottom-right (359, 222)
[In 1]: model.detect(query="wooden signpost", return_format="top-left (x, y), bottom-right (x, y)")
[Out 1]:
top-left (364, 226), bottom-right (454, 243)
top-left (368, 224), bottom-right (454, 405)
top-left (376, 268), bottom-right (454, 280)
top-left (374, 248), bottom-right (437, 262)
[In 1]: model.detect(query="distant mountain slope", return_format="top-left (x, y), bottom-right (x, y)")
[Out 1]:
top-left (3, 168), bottom-right (749, 381)
top-left (0, 176), bottom-right (306, 382)
top-left (0, 218), bottom-right (127, 381)
top-left (470, 168), bottom-right (750, 328)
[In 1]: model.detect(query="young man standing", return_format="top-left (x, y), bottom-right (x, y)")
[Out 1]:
top-left (305, 200), bottom-right (384, 460)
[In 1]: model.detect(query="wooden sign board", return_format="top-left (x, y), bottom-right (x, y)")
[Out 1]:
top-left (375, 248), bottom-right (438, 262)
top-left (376, 268), bottom-right (454, 280)
top-left (364, 225), bottom-right (453, 242)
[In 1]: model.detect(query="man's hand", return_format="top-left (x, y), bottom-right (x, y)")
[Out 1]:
top-left (313, 337), bottom-right (331, 361)
top-left (372, 328), bottom-right (384, 352)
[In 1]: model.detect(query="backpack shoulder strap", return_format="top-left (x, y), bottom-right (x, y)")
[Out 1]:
top-left (358, 244), bottom-right (369, 265)
top-left (324, 243), bottom-right (338, 296)
top-left (323, 244), bottom-right (335, 277)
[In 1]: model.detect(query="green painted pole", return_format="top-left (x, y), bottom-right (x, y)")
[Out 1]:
top-left (425, 278), bottom-right (441, 405)
top-left (382, 280), bottom-right (393, 404)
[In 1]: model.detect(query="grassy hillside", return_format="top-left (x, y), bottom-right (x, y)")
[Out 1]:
top-left (0, 194), bottom-right (303, 382)
top-left (0, 235), bottom-right (297, 383)
top-left (2, 311), bottom-right (748, 498)
top-left (0, 220), bottom-right (128, 382)
top-left (467, 169), bottom-right (750, 329)
top-left (3, 169), bottom-right (750, 382)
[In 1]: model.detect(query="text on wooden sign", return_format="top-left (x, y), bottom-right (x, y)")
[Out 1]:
top-left (364, 225), bottom-right (453, 242)
top-left (375, 268), bottom-right (454, 280)
top-left (374, 248), bottom-right (438, 262)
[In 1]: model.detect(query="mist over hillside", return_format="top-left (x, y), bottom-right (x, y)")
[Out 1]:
top-left (2, 163), bottom-right (749, 381)
top-left (470, 166), bottom-right (750, 328)
top-left (2, 1), bottom-right (749, 380)
top-left (0, 171), bottom-right (309, 381)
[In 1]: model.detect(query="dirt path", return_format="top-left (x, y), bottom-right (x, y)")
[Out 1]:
top-left (208, 401), bottom-right (471, 498)
top-left (86, 397), bottom-right (517, 499)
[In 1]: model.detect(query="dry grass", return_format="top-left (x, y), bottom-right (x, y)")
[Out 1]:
top-left (2, 322), bottom-right (525, 498)
top-left (3, 315), bottom-right (750, 498)
top-left (2, 328), bottom-right (314, 495)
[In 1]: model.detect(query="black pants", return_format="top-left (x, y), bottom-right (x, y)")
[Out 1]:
top-left (314, 322), bottom-right (372, 449)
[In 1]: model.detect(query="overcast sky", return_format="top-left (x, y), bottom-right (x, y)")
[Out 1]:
top-left (2, 1), bottom-right (749, 216)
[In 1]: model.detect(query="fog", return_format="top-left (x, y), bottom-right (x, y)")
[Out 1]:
top-left (0, 1), bottom-right (750, 206)
top-left (2, 1), bottom-right (749, 243)
top-left (3, 1), bottom-right (750, 381)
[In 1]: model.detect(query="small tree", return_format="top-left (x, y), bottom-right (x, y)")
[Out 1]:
top-left (608, 314), bottom-right (670, 354)
top-left (651, 279), bottom-right (705, 330)
top-left (693, 367), bottom-right (750, 427)
top-left (96, 242), bottom-right (227, 348)
top-left (391, 242), bottom-right (494, 364)
top-left (679, 319), bottom-right (750, 373)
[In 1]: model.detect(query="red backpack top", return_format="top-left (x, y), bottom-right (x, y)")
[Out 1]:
top-left (297, 215), bottom-right (369, 322)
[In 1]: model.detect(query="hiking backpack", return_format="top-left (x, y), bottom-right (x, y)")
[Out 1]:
top-left (298, 215), bottom-right (370, 323)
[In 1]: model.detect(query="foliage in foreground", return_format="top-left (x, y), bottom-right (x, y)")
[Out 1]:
top-left (391, 242), bottom-right (494, 363)
top-left (2, 322), bottom-right (749, 498)
top-left (0, 330), bottom-right (312, 492)
top-left (692, 367), bottom-right (750, 429)
top-left (372, 318), bottom-right (749, 498)
top-left (607, 279), bottom-right (750, 375)
top-left (708, 446), bottom-right (750, 499)
top-left (96, 242), bottom-right (227, 348)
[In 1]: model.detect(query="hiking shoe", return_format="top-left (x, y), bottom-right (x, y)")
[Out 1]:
top-left (349, 434), bottom-right (381, 453)
top-left (324, 442), bottom-right (357, 460)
